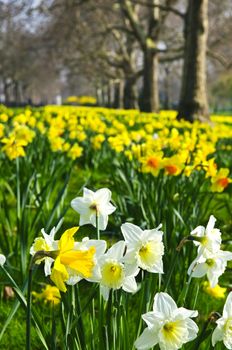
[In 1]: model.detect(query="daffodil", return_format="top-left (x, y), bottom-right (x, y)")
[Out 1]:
top-left (50, 227), bottom-right (95, 292)
top-left (211, 168), bottom-right (231, 192)
top-left (135, 292), bottom-right (198, 350)
top-left (140, 152), bottom-right (163, 176)
top-left (30, 226), bottom-right (58, 276)
top-left (98, 241), bottom-right (138, 300)
top-left (190, 215), bottom-right (221, 256)
top-left (32, 284), bottom-right (61, 305)
top-left (212, 292), bottom-right (232, 349)
top-left (66, 237), bottom-right (107, 285)
top-left (71, 187), bottom-right (116, 230)
top-left (188, 249), bottom-right (232, 287)
top-left (162, 155), bottom-right (184, 176)
top-left (1, 135), bottom-right (27, 160)
top-left (202, 282), bottom-right (226, 299)
top-left (121, 223), bottom-right (164, 273)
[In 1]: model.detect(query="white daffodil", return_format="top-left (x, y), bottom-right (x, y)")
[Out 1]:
top-left (188, 249), bottom-right (232, 287)
top-left (135, 292), bottom-right (198, 350)
top-left (98, 241), bottom-right (139, 300)
top-left (66, 237), bottom-right (107, 285)
top-left (0, 254), bottom-right (6, 266)
top-left (30, 226), bottom-right (58, 276)
top-left (71, 187), bottom-right (116, 231)
top-left (190, 215), bottom-right (221, 256)
top-left (212, 292), bottom-right (232, 349)
top-left (121, 223), bottom-right (164, 273)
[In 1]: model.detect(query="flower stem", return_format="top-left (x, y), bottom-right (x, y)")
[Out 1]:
top-left (96, 213), bottom-right (100, 240)
top-left (26, 266), bottom-right (33, 350)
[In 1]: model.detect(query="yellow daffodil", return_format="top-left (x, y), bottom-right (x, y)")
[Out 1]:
top-left (140, 152), bottom-right (163, 176)
top-left (32, 285), bottom-right (61, 305)
top-left (162, 155), bottom-right (184, 176)
top-left (67, 144), bottom-right (83, 160)
top-left (211, 168), bottom-right (231, 192)
top-left (1, 136), bottom-right (27, 160)
top-left (203, 281), bottom-right (226, 299)
top-left (50, 227), bottom-right (95, 292)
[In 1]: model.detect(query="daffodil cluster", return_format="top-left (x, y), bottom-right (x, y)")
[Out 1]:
top-left (27, 186), bottom-right (232, 349)
top-left (1, 106), bottom-right (231, 193)
top-left (30, 187), bottom-right (165, 300)
top-left (188, 215), bottom-right (232, 287)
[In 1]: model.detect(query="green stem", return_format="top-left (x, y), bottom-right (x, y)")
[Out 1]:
top-left (98, 288), bottom-right (104, 350)
top-left (26, 267), bottom-right (33, 350)
top-left (164, 251), bottom-right (178, 292)
top-left (75, 285), bottom-right (86, 349)
top-left (96, 213), bottom-right (100, 240)
top-left (16, 157), bottom-right (21, 220)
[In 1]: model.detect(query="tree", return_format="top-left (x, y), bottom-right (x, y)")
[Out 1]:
top-left (177, 0), bottom-right (209, 122)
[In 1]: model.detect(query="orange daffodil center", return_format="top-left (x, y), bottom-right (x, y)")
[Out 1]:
top-left (51, 227), bottom-right (95, 292)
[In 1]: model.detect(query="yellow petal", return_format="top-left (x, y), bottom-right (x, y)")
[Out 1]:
top-left (60, 247), bottom-right (95, 278)
top-left (50, 257), bottom-right (69, 292)
top-left (58, 227), bottom-right (79, 252)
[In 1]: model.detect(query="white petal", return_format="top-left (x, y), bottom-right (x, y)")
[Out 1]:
top-left (95, 188), bottom-right (111, 203)
top-left (143, 229), bottom-right (163, 242)
top-left (121, 223), bottom-right (143, 243)
top-left (173, 307), bottom-right (198, 320)
top-left (207, 269), bottom-right (220, 288)
top-left (87, 265), bottom-right (102, 282)
top-left (190, 262), bottom-right (208, 278)
top-left (0, 254), bottom-right (6, 266)
top-left (206, 215), bottom-right (216, 234)
top-left (123, 276), bottom-right (137, 293)
top-left (212, 326), bottom-right (224, 346)
top-left (103, 202), bottom-right (116, 215)
top-left (89, 212), bottom-right (97, 228)
top-left (124, 262), bottom-right (140, 276)
top-left (218, 250), bottom-right (232, 261)
top-left (97, 213), bottom-right (108, 230)
top-left (83, 187), bottom-right (94, 198)
top-left (44, 257), bottom-right (54, 276)
top-left (185, 318), bottom-right (199, 341)
top-left (147, 260), bottom-right (163, 274)
top-left (123, 249), bottom-right (138, 265)
top-left (106, 241), bottom-right (125, 260)
top-left (135, 327), bottom-right (159, 350)
top-left (71, 197), bottom-right (91, 214)
top-left (223, 292), bottom-right (232, 318)
top-left (41, 227), bottom-right (57, 243)
top-left (79, 213), bottom-right (92, 226)
top-left (191, 225), bottom-right (205, 238)
top-left (153, 292), bottom-right (177, 317)
top-left (142, 311), bottom-right (164, 328)
top-left (66, 275), bottom-right (81, 285)
top-left (84, 239), bottom-right (107, 256)
top-left (100, 285), bottom-right (110, 301)
top-left (224, 336), bottom-right (232, 349)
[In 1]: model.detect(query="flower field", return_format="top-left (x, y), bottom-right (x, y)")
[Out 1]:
top-left (0, 105), bottom-right (232, 349)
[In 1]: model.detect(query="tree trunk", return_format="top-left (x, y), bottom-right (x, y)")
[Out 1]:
top-left (123, 76), bottom-right (138, 109)
top-left (113, 80), bottom-right (124, 109)
top-left (164, 66), bottom-right (170, 109)
top-left (141, 49), bottom-right (159, 112)
top-left (14, 80), bottom-right (19, 104)
top-left (177, 0), bottom-right (209, 122)
top-left (3, 78), bottom-right (10, 104)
